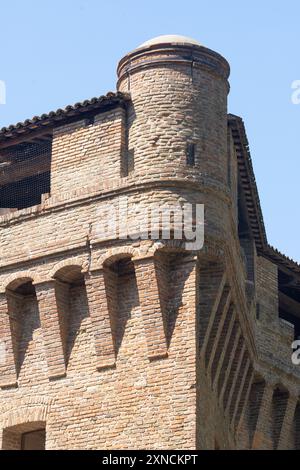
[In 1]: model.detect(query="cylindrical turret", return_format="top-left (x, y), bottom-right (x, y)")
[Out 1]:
top-left (117, 35), bottom-right (230, 186)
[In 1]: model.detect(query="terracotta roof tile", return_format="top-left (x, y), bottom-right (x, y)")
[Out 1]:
top-left (0, 92), bottom-right (130, 144)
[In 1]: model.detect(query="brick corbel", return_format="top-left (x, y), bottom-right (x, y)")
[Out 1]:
top-left (84, 269), bottom-right (116, 370)
top-left (277, 393), bottom-right (298, 450)
top-left (0, 292), bottom-right (18, 388)
top-left (34, 280), bottom-right (66, 379)
top-left (251, 381), bottom-right (274, 449)
top-left (133, 255), bottom-right (168, 360)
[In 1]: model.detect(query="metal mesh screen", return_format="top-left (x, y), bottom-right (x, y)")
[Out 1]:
top-left (2, 141), bottom-right (51, 163)
top-left (0, 140), bottom-right (52, 211)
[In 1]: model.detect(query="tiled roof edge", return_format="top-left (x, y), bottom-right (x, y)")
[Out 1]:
top-left (228, 113), bottom-right (300, 276)
top-left (228, 113), bottom-right (267, 248)
top-left (0, 91), bottom-right (131, 143)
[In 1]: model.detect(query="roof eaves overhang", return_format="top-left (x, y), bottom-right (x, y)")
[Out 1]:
top-left (0, 91), bottom-right (131, 149)
top-left (228, 113), bottom-right (300, 278)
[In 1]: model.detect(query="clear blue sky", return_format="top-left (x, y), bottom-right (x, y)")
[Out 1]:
top-left (0, 0), bottom-right (299, 261)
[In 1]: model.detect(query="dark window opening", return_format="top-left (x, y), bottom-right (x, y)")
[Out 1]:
top-left (279, 307), bottom-right (300, 339)
top-left (121, 148), bottom-right (134, 177)
top-left (21, 429), bottom-right (46, 451)
top-left (0, 139), bottom-right (52, 211)
top-left (2, 422), bottom-right (46, 450)
top-left (256, 303), bottom-right (260, 320)
top-left (0, 172), bottom-right (50, 210)
top-left (186, 142), bottom-right (195, 166)
top-left (278, 269), bottom-right (300, 339)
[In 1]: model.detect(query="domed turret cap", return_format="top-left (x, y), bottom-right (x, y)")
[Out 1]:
top-left (117, 34), bottom-right (230, 84)
top-left (138, 34), bottom-right (202, 48)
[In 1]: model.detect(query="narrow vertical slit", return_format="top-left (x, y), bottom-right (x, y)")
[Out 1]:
top-left (186, 142), bottom-right (195, 166)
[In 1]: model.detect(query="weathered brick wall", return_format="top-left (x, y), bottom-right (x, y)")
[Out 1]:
top-left (235, 255), bottom-right (300, 450)
top-left (255, 256), bottom-right (299, 377)
top-left (0, 247), bottom-right (199, 449)
top-left (0, 38), bottom-right (299, 450)
top-left (50, 108), bottom-right (126, 196)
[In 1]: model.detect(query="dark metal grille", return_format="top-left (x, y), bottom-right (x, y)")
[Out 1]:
top-left (0, 172), bottom-right (50, 209)
top-left (2, 141), bottom-right (51, 163)
top-left (0, 140), bottom-right (52, 211)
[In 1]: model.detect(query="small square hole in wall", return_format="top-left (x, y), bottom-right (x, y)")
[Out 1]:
top-left (85, 116), bottom-right (95, 126)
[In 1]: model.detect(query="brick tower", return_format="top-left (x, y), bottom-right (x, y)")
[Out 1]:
top-left (0, 35), bottom-right (299, 450)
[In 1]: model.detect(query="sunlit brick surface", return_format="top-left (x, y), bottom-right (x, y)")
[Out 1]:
top-left (0, 38), bottom-right (299, 450)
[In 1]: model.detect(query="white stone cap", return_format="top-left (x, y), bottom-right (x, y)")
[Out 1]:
top-left (138, 35), bottom-right (202, 48)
